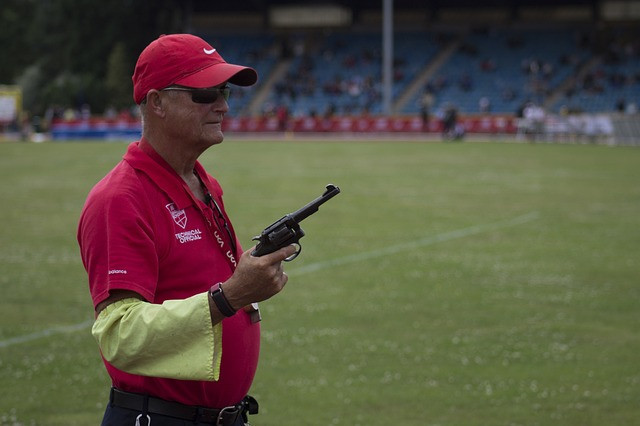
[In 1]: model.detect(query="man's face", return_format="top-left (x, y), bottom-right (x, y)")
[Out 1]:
top-left (161, 84), bottom-right (230, 149)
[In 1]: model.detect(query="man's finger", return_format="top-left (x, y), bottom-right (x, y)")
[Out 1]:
top-left (282, 244), bottom-right (298, 258)
top-left (247, 244), bottom-right (297, 262)
top-left (273, 244), bottom-right (297, 261)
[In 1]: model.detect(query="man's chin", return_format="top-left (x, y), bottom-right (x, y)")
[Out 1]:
top-left (203, 131), bottom-right (224, 146)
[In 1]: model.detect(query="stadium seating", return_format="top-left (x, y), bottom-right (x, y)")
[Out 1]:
top-left (254, 28), bottom-right (600, 116)
top-left (401, 28), bottom-right (592, 115)
top-left (262, 31), bottom-right (440, 117)
top-left (553, 55), bottom-right (640, 113)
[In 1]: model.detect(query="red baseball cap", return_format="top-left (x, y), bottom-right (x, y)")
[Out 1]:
top-left (132, 34), bottom-right (258, 104)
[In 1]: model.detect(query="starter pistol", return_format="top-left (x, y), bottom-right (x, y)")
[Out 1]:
top-left (251, 184), bottom-right (341, 261)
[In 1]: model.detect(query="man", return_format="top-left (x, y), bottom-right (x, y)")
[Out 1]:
top-left (78, 34), bottom-right (296, 426)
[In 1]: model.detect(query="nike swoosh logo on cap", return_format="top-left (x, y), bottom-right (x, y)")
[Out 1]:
top-left (203, 48), bottom-right (216, 55)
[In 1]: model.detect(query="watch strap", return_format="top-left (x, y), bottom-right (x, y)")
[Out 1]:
top-left (209, 282), bottom-right (237, 317)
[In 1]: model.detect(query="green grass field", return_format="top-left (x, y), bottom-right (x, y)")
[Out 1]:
top-left (0, 138), bottom-right (639, 425)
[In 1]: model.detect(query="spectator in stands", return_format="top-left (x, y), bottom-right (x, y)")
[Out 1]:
top-left (433, 76), bottom-right (449, 92)
top-left (419, 89), bottom-right (435, 131)
top-left (515, 100), bottom-right (528, 118)
top-left (103, 106), bottom-right (118, 120)
top-left (480, 58), bottom-right (496, 72)
top-left (78, 33), bottom-right (295, 426)
top-left (459, 72), bottom-right (473, 92)
top-left (63, 107), bottom-right (77, 120)
top-left (442, 104), bottom-right (463, 141)
top-left (502, 86), bottom-right (516, 102)
top-left (276, 104), bottom-right (289, 131)
top-left (523, 102), bottom-right (546, 142)
top-left (19, 112), bottom-right (32, 142)
top-left (80, 103), bottom-right (91, 120)
top-left (324, 103), bottom-right (336, 118)
top-left (479, 97), bottom-right (491, 113)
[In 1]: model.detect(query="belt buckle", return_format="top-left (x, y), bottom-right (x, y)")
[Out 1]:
top-left (216, 405), bottom-right (239, 426)
top-left (135, 414), bottom-right (151, 426)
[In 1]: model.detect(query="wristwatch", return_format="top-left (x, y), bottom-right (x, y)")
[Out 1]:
top-left (209, 282), bottom-right (237, 317)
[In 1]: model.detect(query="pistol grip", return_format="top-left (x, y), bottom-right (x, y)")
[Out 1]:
top-left (250, 237), bottom-right (271, 257)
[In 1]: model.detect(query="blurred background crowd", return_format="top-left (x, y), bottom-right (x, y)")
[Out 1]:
top-left (1, 0), bottom-right (639, 143)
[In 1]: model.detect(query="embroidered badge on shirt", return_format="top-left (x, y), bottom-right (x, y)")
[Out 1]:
top-left (165, 203), bottom-right (187, 229)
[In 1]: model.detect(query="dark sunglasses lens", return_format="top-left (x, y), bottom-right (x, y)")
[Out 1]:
top-left (191, 87), bottom-right (230, 104)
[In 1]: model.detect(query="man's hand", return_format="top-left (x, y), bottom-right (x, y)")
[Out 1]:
top-left (221, 244), bottom-right (298, 310)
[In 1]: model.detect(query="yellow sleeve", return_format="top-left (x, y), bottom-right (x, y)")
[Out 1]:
top-left (91, 292), bottom-right (222, 381)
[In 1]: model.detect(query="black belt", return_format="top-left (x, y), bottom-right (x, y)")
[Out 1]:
top-left (110, 387), bottom-right (258, 425)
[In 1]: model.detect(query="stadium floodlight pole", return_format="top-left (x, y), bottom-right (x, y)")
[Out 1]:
top-left (382, 0), bottom-right (393, 116)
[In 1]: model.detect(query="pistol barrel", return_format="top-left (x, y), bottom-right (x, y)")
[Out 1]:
top-left (291, 184), bottom-right (340, 223)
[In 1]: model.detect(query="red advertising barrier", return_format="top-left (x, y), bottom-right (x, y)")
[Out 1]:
top-left (222, 115), bottom-right (517, 133)
top-left (50, 115), bottom-right (518, 139)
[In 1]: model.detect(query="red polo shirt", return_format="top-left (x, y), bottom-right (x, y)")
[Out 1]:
top-left (78, 140), bottom-right (259, 408)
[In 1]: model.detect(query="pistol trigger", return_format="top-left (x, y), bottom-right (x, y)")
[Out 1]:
top-left (284, 243), bottom-right (301, 262)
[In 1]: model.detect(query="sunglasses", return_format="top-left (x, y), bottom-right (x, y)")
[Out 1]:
top-left (161, 85), bottom-right (231, 104)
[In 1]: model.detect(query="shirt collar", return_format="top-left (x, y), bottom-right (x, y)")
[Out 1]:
top-left (123, 138), bottom-right (219, 210)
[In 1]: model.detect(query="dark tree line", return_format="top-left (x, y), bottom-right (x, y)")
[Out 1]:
top-left (1, 0), bottom-right (189, 116)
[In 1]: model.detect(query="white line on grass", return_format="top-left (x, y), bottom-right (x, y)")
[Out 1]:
top-left (288, 210), bottom-right (540, 276)
top-left (0, 319), bottom-right (94, 348)
top-left (0, 211), bottom-right (538, 348)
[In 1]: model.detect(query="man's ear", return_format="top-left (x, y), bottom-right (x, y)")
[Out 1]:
top-left (145, 90), bottom-right (165, 117)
